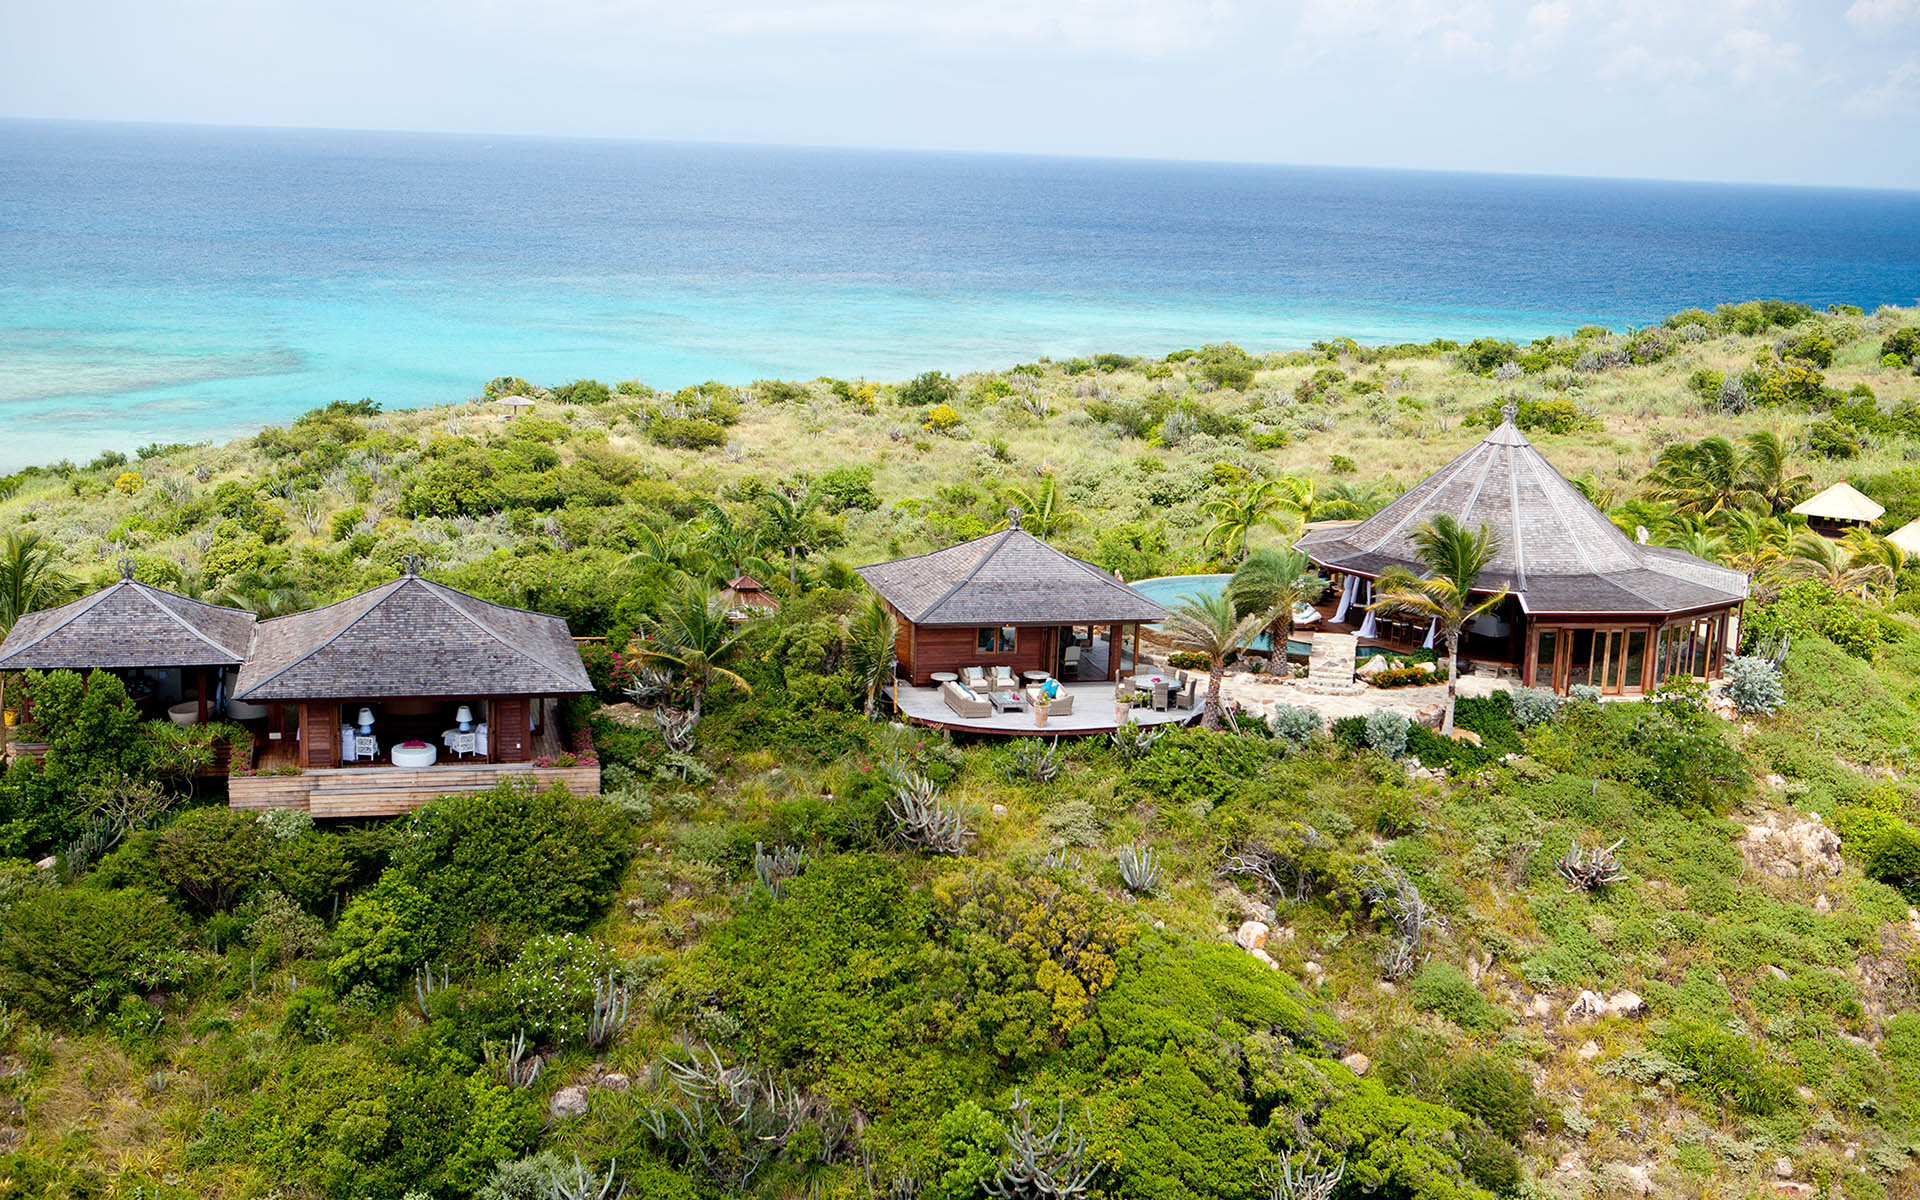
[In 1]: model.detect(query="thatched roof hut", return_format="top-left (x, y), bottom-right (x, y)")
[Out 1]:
top-left (719, 574), bottom-right (780, 614)
top-left (1791, 481), bottom-right (1883, 529)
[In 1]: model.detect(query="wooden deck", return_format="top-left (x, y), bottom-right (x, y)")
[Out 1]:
top-left (229, 699), bottom-right (596, 817)
top-left (886, 681), bottom-right (1199, 737)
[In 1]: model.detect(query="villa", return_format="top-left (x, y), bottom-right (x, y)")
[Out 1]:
top-left (0, 561), bottom-right (600, 816)
top-left (1295, 406), bottom-right (1749, 695)
top-left (857, 524), bottom-right (1195, 735)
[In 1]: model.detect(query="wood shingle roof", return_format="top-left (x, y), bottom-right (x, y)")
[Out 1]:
top-left (1295, 414), bottom-right (1748, 617)
top-left (233, 574), bottom-right (592, 701)
top-left (0, 579), bottom-right (255, 670)
top-left (857, 528), bottom-right (1168, 626)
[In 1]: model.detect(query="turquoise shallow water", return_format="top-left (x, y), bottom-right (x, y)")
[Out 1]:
top-left (4, 119), bottom-right (1919, 470)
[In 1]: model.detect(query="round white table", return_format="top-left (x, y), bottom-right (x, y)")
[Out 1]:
top-left (391, 742), bottom-right (437, 768)
top-left (929, 672), bottom-right (959, 684)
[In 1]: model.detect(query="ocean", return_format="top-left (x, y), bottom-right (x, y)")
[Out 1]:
top-left (2, 119), bottom-right (1918, 470)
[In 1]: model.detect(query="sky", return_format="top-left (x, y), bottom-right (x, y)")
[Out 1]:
top-left (4, 0), bottom-right (1919, 188)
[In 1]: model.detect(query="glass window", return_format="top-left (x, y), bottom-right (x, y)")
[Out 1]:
top-left (1623, 631), bottom-right (1646, 691)
top-left (1567, 630), bottom-right (1594, 689)
top-left (976, 626), bottom-right (1017, 653)
top-left (1534, 629), bottom-right (1558, 687)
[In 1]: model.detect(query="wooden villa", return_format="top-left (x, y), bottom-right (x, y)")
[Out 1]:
top-left (227, 565), bottom-right (599, 816)
top-left (1295, 406), bottom-right (1749, 695)
top-left (0, 565), bottom-right (257, 762)
top-left (857, 525), bottom-right (1195, 735)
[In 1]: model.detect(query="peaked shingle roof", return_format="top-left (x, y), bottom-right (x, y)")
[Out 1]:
top-left (1887, 518), bottom-right (1920, 557)
top-left (857, 528), bottom-right (1168, 626)
top-left (233, 574), bottom-right (592, 701)
top-left (1791, 481), bottom-right (1884, 524)
top-left (0, 579), bottom-right (255, 670)
top-left (1294, 414), bottom-right (1748, 617)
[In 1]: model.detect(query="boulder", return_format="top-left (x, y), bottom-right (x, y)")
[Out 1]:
top-left (601, 1073), bottom-right (632, 1092)
top-left (1234, 921), bottom-right (1270, 952)
top-left (1447, 728), bottom-right (1483, 746)
top-left (991, 804), bottom-right (1008, 819)
top-left (1525, 995), bottom-right (1553, 1020)
top-left (1607, 990), bottom-right (1646, 1018)
top-left (1567, 990), bottom-right (1608, 1022)
top-left (1771, 1185), bottom-right (1814, 1199)
top-left (1356, 656), bottom-right (1391, 678)
top-left (1814, 893), bottom-right (1832, 915)
top-left (549, 1085), bottom-right (591, 1120)
top-left (1740, 812), bottom-right (1843, 879)
top-left (1577, 1040), bottom-right (1601, 1062)
top-left (33, 855), bottom-right (56, 871)
top-left (1599, 1162), bottom-right (1655, 1196)
top-left (1772, 1157), bottom-right (1794, 1179)
top-left (1341, 1052), bottom-right (1371, 1077)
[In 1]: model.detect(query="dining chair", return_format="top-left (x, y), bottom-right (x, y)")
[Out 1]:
top-left (1152, 680), bottom-right (1170, 711)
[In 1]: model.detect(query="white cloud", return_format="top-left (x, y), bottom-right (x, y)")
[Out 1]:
top-left (1595, 42), bottom-right (1703, 83)
top-left (1846, 0), bottom-right (1920, 26)
top-left (699, 0), bottom-right (1240, 55)
top-left (1847, 56), bottom-right (1920, 111)
top-left (1721, 26), bottom-right (1800, 83)
top-left (1525, 0), bottom-right (1573, 37)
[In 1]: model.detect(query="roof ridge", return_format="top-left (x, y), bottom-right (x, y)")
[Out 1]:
top-left (135, 583), bottom-right (250, 660)
top-left (0, 583), bottom-right (121, 662)
top-left (1358, 443), bottom-right (1482, 555)
top-left (912, 526), bottom-right (1019, 623)
top-left (418, 579), bottom-right (578, 687)
top-left (236, 578), bottom-right (405, 698)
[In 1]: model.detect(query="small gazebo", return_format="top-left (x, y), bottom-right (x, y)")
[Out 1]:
top-left (1791, 482), bottom-right (1883, 537)
top-left (719, 574), bottom-right (780, 618)
top-left (857, 524), bottom-right (1167, 685)
top-left (1886, 518), bottom-right (1920, 557)
top-left (0, 563), bottom-right (256, 728)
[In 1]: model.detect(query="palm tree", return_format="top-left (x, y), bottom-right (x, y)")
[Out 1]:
top-left (697, 500), bottom-right (769, 581)
top-left (843, 594), bottom-right (898, 719)
top-left (757, 486), bottom-right (827, 585)
top-left (1200, 476), bottom-right (1312, 563)
top-left (1842, 529), bottom-right (1907, 602)
top-left (998, 475), bottom-right (1074, 541)
top-left (1780, 531), bottom-right (1890, 595)
top-left (1720, 509), bottom-right (1793, 576)
top-left (1740, 430), bottom-right (1813, 515)
top-left (1642, 437), bottom-right (1757, 516)
top-left (1227, 548), bottom-right (1326, 677)
top-left (632, 581), bottom-right (759, 741)
top-left (1163, 590), bottom-right (1274, 730)
top-left (0, 531), bottom-right (76, 636)
top-left (627, 521), bottom-right (696, 574)
top-left (1655, 512), bottom-right (1727, 564)
top-left (1371, 515), bottom-right (1508, 736)
top-left (214, 569), bottom-right (311, 617)
top-left (1317, 478), bottom-right (1395, 522)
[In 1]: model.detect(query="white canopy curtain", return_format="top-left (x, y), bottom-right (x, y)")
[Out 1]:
top-left (1331, 574), bottom-right (1358, 624)
top-left (1355, 577), bottom-right (1378, 638)
top-left (1424, 618), bottom-right (1437, 649)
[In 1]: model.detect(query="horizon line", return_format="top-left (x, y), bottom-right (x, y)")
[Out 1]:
top-left (6, 114), bottom-right (1919, 198)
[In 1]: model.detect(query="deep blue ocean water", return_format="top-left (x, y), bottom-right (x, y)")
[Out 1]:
top-left (3, 119), bottom-right (1918, 470)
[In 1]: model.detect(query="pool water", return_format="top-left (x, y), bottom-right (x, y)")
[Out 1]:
top-left (1130, 573), bottom-right (1403, 660)
top-left (1129, 574), bottom-right (1308, 655)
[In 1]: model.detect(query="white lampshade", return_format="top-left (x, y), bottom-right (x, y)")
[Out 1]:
top-left (455, 705), bottom-right (473, 725)
top-left (356, 708), bottom-right (375, 727)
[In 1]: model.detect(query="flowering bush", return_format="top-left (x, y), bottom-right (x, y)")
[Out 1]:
top-left (503, 932), bottom-right (619, 1045)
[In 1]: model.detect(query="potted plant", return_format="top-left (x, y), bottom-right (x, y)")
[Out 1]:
top-left (1, 709), bottom-right (15, 728)
top-left (1033, 690), bottom-right (1052, 727)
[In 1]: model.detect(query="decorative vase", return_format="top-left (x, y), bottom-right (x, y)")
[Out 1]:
top-left (1035, 707), bottom-right (1049, 727)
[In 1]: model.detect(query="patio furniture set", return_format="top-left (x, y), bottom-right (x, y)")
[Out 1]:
top-left (938, 666), bottom-right (1075, 719)
top-left (1117, 671), bottom-right (1198, 712)
top-left (338, 703), bottom-right (492, 767)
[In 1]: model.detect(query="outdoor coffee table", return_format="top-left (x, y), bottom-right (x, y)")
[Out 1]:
top-left (930, 672), bottom-right (959, 685)
top-left (989, 691), bottom-right (1026, 713)
top-left (1022, 670), bottom-right (1050, 683)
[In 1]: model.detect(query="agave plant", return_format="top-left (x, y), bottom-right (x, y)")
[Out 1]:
top-left (483, 1029), bottom-right (544, 1089)
top-left (1108, 719), bottom-right (1162, 761)
top-left (1260, 1149), bottom-right (1346, 1200)
top-left (1556, 837), bottom-right (1627, 893)
top-left (1005, 738), bottom-right (1062, 783)
top-left (586, 972), bottom-right (629, 1050)
top-left (1117, 842), bottom-right (1162, 896)
top-left (886, 772), bottom-right (971, 855)
top-left (753, 841), bottom-right (807, 900)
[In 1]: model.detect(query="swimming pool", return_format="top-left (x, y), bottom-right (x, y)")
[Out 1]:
top-left (1128, 573), bottom-right (1309, 655)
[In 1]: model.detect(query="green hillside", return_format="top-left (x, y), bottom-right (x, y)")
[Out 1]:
top-left (3, 299), bottom-right (1920, 1200)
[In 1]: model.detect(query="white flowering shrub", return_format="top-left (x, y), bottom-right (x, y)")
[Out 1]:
top-left (504, 932), bottom-right (619, 1045)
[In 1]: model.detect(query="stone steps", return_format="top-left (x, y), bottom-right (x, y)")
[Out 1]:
top-left (1301, 632), bottom-right (1368, 696)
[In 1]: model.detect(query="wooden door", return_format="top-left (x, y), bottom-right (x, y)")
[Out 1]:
top-left (493, 696), bottom-right (530, 762)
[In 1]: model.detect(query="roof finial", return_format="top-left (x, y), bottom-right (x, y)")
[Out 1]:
top-left (117, 557), bottom-right (136, 582)
top-left (399, 553), bottom-right (426, 577)
top-left (1006, 506), bottom-right (1024, 530)
top-left (1499, 401), bottom-right (1519, 426)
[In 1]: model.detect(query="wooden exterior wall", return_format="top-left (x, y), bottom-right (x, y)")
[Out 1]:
top-left (1519, 603), bottom-right (1741, 694)
top-left (288, 694), bottom-right (539, 768)
top-left (893, 621), bottom-right (1142, 686)
top-left (230, 762), bottom-right (601, 818)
